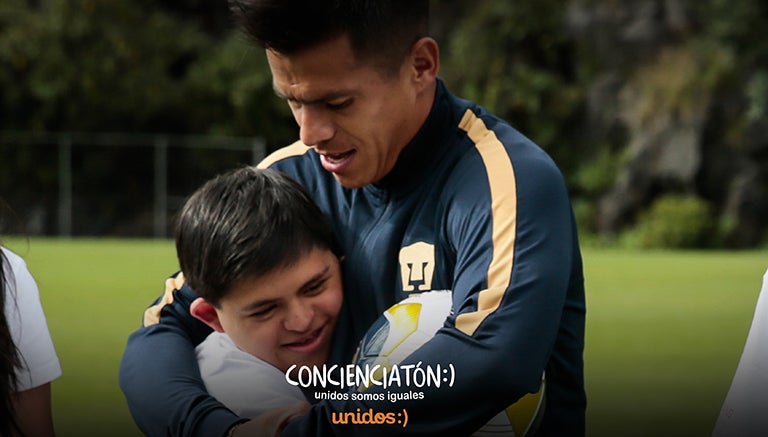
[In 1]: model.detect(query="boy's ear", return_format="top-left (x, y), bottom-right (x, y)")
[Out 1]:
top-left (190, 297), bottom-right (225, 333)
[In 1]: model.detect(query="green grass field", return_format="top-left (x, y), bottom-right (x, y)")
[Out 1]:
top-left (4, 238), bottom-right (766, 436)
top-left (5, 238), bottom-right (177, 437)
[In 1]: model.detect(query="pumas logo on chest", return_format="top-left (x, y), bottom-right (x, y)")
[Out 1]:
top-left (398, 242), bottom-right (435, 292)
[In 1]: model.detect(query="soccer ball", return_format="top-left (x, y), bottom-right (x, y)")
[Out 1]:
top-left (354, 290), bottom-right (545, 437)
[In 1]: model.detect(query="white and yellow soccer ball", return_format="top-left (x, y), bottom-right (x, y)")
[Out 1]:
top-left (353, 290), bottom-right (545, 437)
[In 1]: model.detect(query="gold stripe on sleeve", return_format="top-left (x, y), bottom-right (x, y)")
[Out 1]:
top-left (143, 273), bottom-right (186, 327)
top-left (455, 109), bottom-right (518, 336)
top-left (256, 141), bottom-right (311, 169)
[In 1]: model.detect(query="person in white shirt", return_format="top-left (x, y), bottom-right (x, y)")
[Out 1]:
top-left (713, 267), bottom-right (768, 437)
top-left (1, 245), bottom-right (62, 436)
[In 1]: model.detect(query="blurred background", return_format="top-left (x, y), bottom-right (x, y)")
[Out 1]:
top-left (1, 1), bottom-right (768, 436)
top-left (1, 0), bottom-right (766, 249)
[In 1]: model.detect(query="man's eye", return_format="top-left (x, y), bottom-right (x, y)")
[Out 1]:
top-left (327, 99), bottom-right (351, 110)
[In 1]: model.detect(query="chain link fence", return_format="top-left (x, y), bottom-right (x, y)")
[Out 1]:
top-left (0, 132), bottom-right (266, 238)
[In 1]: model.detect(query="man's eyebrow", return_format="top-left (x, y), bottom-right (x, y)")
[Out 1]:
top-left (273, 86), bottom-right (350, 105)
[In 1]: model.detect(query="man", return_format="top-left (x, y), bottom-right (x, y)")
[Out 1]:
top-left (119, 1), bottom-right (586, 436)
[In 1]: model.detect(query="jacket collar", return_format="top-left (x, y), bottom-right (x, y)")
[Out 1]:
top-left (367, 78), bottom-right (461, 196)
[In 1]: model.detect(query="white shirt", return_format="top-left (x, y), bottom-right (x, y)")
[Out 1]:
top-left (2, 248), bottom-right (62, 391)
top-left (713, 267), bottom-right (768, 436)
top-left (196, 331), bottom-right (306, 418)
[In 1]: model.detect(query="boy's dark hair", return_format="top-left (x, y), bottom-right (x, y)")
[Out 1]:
top-left (175, 167), bottom-right (337, 306)
top-left (229, 0), bottom-right (430, 75)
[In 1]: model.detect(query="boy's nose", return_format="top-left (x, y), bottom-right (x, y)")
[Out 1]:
top-left (284, 301), bottom-right (313, 332)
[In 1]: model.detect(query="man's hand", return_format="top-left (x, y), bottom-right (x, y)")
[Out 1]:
top-left (230, 401), bottom-right (311, 437)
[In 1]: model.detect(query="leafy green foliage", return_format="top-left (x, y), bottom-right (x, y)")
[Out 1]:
top-left (0, 0), bottom-right (292, 144)
top-left (1, 0), bottom-right (767, 244)
top-left (1, 0), bottom-right (203, 132)
top-left (622, 195), bottom-right (714, 249)
top-left (185, 35), bottom-right (295, 143)
top-left (437, 0), bottom-right (585, 170)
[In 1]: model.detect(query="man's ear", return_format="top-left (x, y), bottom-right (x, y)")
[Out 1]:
top-left (408, 37), bottom-right (440, 84)
top-left (190, 297), bottom-right (225, 333)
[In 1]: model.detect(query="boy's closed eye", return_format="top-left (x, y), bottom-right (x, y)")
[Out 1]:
top-left (247, 305), bottom-right (276, 319)
top-left (303, 277), bottom-right (329, 296)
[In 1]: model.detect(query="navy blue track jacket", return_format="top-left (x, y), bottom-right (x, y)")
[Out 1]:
top-left (119, 79), bottom-right (586, 436)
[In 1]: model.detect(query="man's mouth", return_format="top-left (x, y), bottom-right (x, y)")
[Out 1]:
top-left (323, 150), bottom-right (355, 163)
top-left (319, 150), bottom-right (356, 173)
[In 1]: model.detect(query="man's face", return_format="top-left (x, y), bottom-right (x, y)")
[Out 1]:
top-left (267, 35), bottom-right (423, 188)
top-left (215, 247), bottom-right (343, 373)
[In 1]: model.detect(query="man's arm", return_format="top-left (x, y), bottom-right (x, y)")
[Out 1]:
top-left (274, 129), bottom-right (586, 436)
top-left (119, 274), bottom-right (245, 436)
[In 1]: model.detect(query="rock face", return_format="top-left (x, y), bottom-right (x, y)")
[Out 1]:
top-left (567, 0), bottom-right (768, 246)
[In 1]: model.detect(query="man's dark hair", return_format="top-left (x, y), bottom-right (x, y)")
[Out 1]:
top-left (229, 0), bottom-right (430, 74)
top-left (175, 167), bottom-right (337, 306)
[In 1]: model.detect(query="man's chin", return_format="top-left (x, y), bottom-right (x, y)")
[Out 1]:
top-left (332, 173), bottom-right (368, 189)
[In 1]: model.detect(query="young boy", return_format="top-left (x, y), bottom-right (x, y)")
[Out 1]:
top-left (174, 167), bottom-right (343, 418)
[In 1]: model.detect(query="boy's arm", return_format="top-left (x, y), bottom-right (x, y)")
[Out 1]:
top-left (119, 274), bottom-right (245, 436)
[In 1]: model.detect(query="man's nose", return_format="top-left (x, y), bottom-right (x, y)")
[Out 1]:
top-left (298, 106), bottom-right (334, 146)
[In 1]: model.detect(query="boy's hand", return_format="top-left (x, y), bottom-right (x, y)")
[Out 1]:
top-left (230, 401), bottom-right (311, 437)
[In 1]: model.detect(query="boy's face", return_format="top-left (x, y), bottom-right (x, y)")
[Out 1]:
top-left (214, 247), bottom-right (343, 373)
